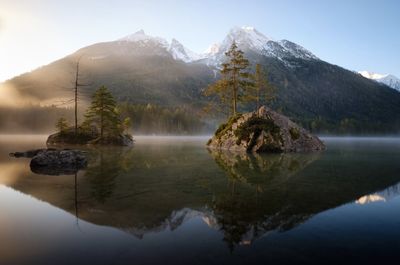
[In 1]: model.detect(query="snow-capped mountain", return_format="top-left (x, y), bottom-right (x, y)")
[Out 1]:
top-left (358, 71), bottom-right (400, 91)
top-left (119, 29), bottom-right (169, 46)
top-left (117, 27), bottom-right (319, 66)
top-left (168, 38), bottom-right (203, 62)
top-left (202, 26), bottom-right (319, 66)
top-left (118, 29), bottom-right (201, 62)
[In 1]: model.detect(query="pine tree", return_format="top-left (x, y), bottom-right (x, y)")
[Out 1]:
top-left (122, 117), bottom-right (132, 132)
top-left (203, 78), bottom-right (231, 117)
top-left (204, 41), bottom-right (254, 116)
top-left (56, 117), bottom-right (69, 134)
top-left (84, 86), bottom-right (122, 139)
top-left (252, 64), bottom-right (275, 113)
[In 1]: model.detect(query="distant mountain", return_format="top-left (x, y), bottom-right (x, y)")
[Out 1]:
top-left (2, 26), bottom-right (400, 133)
top-left (3, 30), bottom-right (215, 106)
top-left (201, 26), bottom-right (318, 67)
top-left (119, 30), bottom-right (203, 62)
top-left (358, 71), bottom-right (400, 92)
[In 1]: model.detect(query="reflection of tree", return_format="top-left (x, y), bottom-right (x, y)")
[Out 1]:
top-left (208, 149), bottom-right (320, 250)
top-left (84, 147), bottom-right (135, 203)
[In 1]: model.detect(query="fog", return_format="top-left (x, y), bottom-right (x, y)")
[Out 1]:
top-left (0, 83), bottom-right (33, 107)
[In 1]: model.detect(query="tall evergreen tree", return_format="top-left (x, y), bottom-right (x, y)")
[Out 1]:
top-left (251, 64), bottom-right (275, 113)
top-left (84, 86), bottom-right (122, 138)
top-left (55, 117), bottom-right (69, 134)
top-left (204, 41), bottom-right (254, 116)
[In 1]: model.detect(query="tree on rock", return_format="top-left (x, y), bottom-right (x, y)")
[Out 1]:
top-left (251, 64), bottom-right (275, 113)
top-left (55, 117), bottom-right (69, 134)
top-left (204, 41), bottom-right (254, 116)
top-left (84, 86), bottom-right (122, 139)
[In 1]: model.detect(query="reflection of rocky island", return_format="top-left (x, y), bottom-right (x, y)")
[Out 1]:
top-left (4, 142), bottom-right (400, 251)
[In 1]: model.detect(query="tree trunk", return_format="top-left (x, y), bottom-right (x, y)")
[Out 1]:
top-left (100, 98), bottom-right (104, 139)
top-left (232, 65), bottom-right (238, 116)
top-left (74, 61), bottom-right (79, 135)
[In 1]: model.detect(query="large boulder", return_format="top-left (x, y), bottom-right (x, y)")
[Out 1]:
top-left (30, 149), bottom-right (88, 175)
top-left (207, 106), bottom-right (325, 153)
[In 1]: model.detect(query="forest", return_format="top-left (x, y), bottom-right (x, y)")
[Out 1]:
top-left (0, 103), bottom-right (211, 135)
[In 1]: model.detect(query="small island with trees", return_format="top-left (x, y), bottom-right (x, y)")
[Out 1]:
top-left (204, 42), bottom-right (325, 152)
top-left (48, 85), bottom-right (133, 146)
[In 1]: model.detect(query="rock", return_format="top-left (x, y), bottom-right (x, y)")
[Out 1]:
top-left (29, 149), bottom-right (88, 175)
top-left (9, 148), bottom-right (58, 158)
top-left (46, 126), bottom-right (134, 147)
top-left (87, 134), bottom-right (134, 147)
top-left (207, 106), bottom-right (325, 153)
top-left (46, 126), bottom-right (99, 146)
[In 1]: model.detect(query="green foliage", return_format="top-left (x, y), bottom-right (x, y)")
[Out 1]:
top-left (84, 86), bottom-right (123, 138)
top-left (122, 117), bottom-right (132, 132)
top-left (289, 127), bottom-right (300, 140)
top-left (234, 115), bottom-right (281, 151)
top-left (248, 64), bottom-right (275, 111)
top-left (50, 126), bottom-right (99, 145)
top-left (214, 113), bottom-right (243, 139)
top-left (118, 103), bottom-right (209, 135)
top-left (204, 42), bottom-right (254, 116)
top-left (55, 117), bottom-right (69, 134)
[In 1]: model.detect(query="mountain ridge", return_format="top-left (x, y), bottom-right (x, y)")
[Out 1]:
top-left (2, 26), bottom-right (400, 134)
top-left (358, 70), bottom-right (400, 92)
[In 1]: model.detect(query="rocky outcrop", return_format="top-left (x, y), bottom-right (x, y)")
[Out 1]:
top-left (11, 149), bottom-right (88, 175)
top-left (207, 106), bottom-right (325, 153)
top-left (10, 148), bottom-right (54, 158)
top-left (46, 126), bottom-right (134, 147)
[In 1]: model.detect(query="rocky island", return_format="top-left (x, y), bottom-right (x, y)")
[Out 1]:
top-left (10, 148), bottom-right (88, 175)
top-left (46, 126), bottom-right (134, 147)
top-left (207, 106), bottom-right (325, 153)
top-left (48, 86), bottom-right (134, 147)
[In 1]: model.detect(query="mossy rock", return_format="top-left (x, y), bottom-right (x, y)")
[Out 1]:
top-left (47, 126), bottom-right (133, 146)
top-left (207, 106), bottom-right (325, 153)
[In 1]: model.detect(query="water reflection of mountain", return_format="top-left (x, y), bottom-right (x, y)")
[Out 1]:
top-left (356, 182), bottom-right (400, 205)
top-left (3, 142), bottom-right (400, 251)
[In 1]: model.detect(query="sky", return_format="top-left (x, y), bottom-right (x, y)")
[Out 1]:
top-left (1, 0), bottom-right (399, 81)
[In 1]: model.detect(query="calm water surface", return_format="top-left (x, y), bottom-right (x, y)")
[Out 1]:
top-left (1, 135), bottom-right (400, 265)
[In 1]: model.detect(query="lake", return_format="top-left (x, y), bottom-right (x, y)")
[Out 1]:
top-left (1, 135), bottom-right (400, 265)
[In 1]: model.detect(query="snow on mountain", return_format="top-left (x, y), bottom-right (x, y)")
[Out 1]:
top-left (168, 39), bottom-right (203, 62)
top-left (118, 30), bottom-right (201, 62)
top-left (358, 71), bottom-right (400, 91)
top-left (202, 26), bottom-right (319, 67)
top-left (118, 27), bottom-right (319, 65)
top-left (379, 75), bottom-right (400, 91)
top-left (358, 71), bottom-right (387, 80)
top-left (356, 182), bottom-right (400, 205)
top-left (119, 29), bottom-right (169, 47)
top-left (223, 26), bottom-right (272, 52)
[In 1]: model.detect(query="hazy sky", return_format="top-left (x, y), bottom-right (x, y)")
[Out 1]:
top-left (1, 0), bottom-right (399, 81)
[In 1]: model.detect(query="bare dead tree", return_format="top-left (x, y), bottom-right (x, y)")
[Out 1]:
top-left (72, 55), bottom-right (92, 135)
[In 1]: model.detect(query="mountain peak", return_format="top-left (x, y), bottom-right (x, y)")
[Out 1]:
top-left (201, 26), bottom-right (318, 66)
top-left (168, 38), bottom-right (202, 62)
top-left (225, 26), bottom-right (272, 51)
top-left (359, 71), bottom-right (400, 91)
top-left (118, 30), bottom-right (167, 46)
top-left (358, 70), bottom-right (388, 80)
